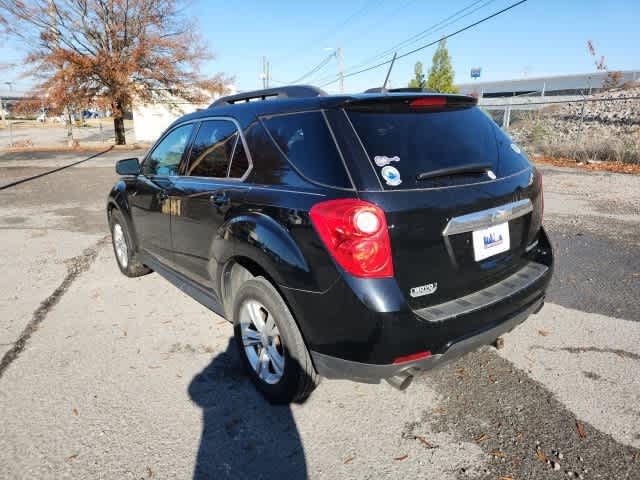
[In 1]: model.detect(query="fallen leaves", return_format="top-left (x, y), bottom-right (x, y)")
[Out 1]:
top-left (475, 433), bottom-right (490, 443)
top-left (535, 448), bottom-right (547, 463)
top-left (393, 454), bottom-right (409, 461)
top-left (413, 435), bottom-right (436, 449)
top-left (576, 421), bottom-right (587, 439)
top-left (72, 408), bottom-right (79, 416)
top-left (534, 156), bottom-right (640, 175)
top-left (537, 329), bottom-right (550, 337)
top-left (343, 456), bottom-right (354, 464)
top-left (66, 453), bottom-right (79, 462)
top-left (490, 450), bottom-right (505, 458)
top-left (146, 466), bottom-right (153, 478)
top-left (499, 476), bottom-right (515, 480)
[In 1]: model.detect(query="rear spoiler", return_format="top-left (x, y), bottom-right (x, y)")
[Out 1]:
top-left (342, 94), bottom-right (477, 112)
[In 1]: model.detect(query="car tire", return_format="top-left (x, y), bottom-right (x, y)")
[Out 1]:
top-left (232, 277), bottom-right (319, 404)
top-left (109, 209), bottom-right (151, 278)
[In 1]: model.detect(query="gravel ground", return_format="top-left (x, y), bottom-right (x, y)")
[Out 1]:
top-left (0, 151), bottom-right (638, 479)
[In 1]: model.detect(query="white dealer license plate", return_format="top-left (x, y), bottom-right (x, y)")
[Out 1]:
top-left (472, 222), bottom-right (510, 261)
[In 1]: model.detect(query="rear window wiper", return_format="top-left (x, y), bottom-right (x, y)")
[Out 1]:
top-left (416, 163), bottom-right (492, 181)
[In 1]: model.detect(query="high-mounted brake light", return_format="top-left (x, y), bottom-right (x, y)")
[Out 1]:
top-left (309, 199), bottom-right (393, 278)
top-left (410, 97), bottom-right (447, 108)
top-left (393, 351), bottom-right (432, 364)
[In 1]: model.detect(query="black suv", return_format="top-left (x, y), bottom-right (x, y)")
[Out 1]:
top-left (107, 86), bottom-right (552, 403)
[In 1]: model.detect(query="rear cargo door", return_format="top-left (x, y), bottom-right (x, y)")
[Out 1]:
top-left (345, 98), bottom-right (543, 310)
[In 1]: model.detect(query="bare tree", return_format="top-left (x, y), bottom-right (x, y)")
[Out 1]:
top-left (0, 0), bottom-right (231, 144)
top-left (586, 40), bottom-right (622, 90)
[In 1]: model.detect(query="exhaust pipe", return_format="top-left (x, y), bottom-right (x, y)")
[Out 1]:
top-left (533, 297), bottom-right (545, 314)
top-left (386, 371), bottom-right (414, 391)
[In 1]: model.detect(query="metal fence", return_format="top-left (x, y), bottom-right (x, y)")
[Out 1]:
top-left (482, 93), bottom-right (640, 164)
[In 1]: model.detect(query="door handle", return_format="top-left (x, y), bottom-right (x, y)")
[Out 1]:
top-left (157, 191), bottom-right (169, 201)
top-left (210, 192), bottom-right (230, 207)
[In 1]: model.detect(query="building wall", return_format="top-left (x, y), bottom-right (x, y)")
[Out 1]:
top-left (457, 70), bottom-right (640, 97)
top-left (132, 102), bottom-right (204, 143)
top-left (132, 87), bottom-right (234, 142)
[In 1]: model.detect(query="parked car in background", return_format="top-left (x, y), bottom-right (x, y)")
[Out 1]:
top-left (107, 86), bottom-right (553, 403)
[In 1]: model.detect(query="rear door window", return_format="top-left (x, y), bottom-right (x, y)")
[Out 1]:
top-left (262, 111), bottom-right (352, 189)
top-left (187, 120), bottom-right (238, 178)
top-left (347, 107), bottom-right (529, 189)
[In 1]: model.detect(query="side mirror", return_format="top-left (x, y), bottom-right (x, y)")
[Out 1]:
top-left (115, 158), bottom-right (140, 176)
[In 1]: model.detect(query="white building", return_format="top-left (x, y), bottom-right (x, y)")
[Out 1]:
top-left (132, 87), bottom-right (234, 142)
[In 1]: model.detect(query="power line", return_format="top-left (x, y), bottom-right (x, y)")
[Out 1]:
top-left (318, 0), bottom-right (528, 88)
top-left (288, 52), bottom-right (336, 84)
top-left (323, 0), bottom-right (422, 52)
top-left (272, 0), bottom-right (382, 64)
top-left (346, 0), bottom-right (497, 76)
top-left (312, 0), bottom-right (497, 85)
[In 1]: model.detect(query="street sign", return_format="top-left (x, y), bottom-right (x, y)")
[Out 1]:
top-left (471, 68), bottom-right (482, 79)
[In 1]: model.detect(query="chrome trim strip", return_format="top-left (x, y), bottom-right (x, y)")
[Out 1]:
top-left (442, 199), bottom-right (533, 236)
top-left (142, 115), bottom-right (254, 182)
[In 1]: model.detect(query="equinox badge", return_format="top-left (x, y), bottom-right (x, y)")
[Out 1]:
top-left (410, 283), bottom-right (438, 298)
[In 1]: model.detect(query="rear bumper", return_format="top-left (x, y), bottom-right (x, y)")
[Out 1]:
top-left (311, 296), bottom-right (542, 383)
top-left (281, 227), bottom-right (553, 380)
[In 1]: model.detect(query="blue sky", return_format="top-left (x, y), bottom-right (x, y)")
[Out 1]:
top-left (1, 0), bottom-right (638, 95)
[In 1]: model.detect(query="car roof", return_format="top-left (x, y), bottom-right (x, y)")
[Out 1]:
top-left (170, 87), bottom-right (476, 128)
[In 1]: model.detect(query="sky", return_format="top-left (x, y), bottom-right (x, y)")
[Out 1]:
top-left (1, 0), bottom-right (638, 95)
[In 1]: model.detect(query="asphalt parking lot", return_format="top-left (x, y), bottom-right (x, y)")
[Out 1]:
top-left (0, 150), bottom-right (638, 479)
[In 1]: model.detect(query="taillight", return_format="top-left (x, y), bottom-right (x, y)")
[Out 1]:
top-left (409, 97), bottom-right (446, 108)
top-left (309, 199), bottom-right (394, 278)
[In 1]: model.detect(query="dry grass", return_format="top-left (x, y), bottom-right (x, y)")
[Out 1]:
top-left (533, 134), bottom-right (640, 165)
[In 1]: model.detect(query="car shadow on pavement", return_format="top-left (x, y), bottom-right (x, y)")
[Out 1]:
top-left (188, 338), bottom-right (308, 480)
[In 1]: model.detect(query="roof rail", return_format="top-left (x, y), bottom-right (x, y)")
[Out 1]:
top-left (364, 87), bottom-right (438, 94)
top-left (210, 85), bottom-right (327, 108)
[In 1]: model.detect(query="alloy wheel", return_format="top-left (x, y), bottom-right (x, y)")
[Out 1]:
top-left (113, 223), bottom-right (129, 268)
top-left (239, 300), bottom-right (285, 384)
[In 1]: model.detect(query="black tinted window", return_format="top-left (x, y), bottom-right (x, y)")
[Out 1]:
top-left (492, 122), bottom-right (531, 176)
top-left (143, 123), bottom-right (193, 176)
top-left (187, 120), bottom-right (238, 178)
top-left (348, 107), bottom-right (524, 189)
top-left (229, 138), bottom-right (250, 178)
top-left (262, 111), bottom-right (351, 189)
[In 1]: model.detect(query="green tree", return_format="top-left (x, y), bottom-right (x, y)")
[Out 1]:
top-left (427, 39), bottom-right (459, 93)
top-left (408, 61), bottom-right (427, 89)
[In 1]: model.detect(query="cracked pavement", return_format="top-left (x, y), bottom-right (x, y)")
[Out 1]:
top-left (0, 151), bottom-right (638, 479)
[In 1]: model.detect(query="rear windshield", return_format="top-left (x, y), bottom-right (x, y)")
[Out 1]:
top-left (348, 107), bottom-right (528, 190)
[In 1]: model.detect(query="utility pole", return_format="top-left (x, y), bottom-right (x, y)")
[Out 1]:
top-left (261, 56), bottom-right (266, 89)
top-left (336, 47), bottom-right (344, 93)
top-left (3, 81), bottom-right (13, 146)
top-left (266, 60), bottom-right (271, 89)
top-left (0, 96), bottom-right (6, 126)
